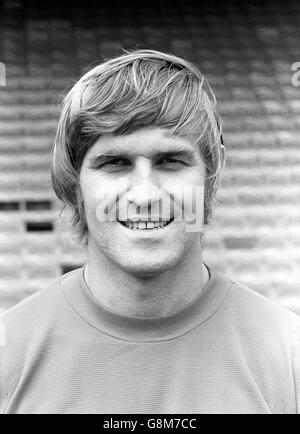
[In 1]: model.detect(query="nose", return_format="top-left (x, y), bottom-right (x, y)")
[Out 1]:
top-left (127, 158), bottom-right (160, 207)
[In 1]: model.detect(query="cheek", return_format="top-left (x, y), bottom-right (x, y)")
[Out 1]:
top-left (161, 171), bottom-right (205, 220)
top-left (79, 174), bottom-right (102, 222)
top-left (80, 174), bottom-right (126, 226)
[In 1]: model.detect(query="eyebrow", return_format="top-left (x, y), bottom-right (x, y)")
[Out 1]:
top-left (88, 146), bottom-right (198, 166)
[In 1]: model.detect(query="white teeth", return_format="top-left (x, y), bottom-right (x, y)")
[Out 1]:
top-left (122, 220), bottom-right (170, 230)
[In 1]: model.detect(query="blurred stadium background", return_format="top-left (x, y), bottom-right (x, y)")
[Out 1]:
top-left (0, 0), bottom-right (300, 314)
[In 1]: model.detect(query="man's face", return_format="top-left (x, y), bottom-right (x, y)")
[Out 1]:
top-left (79, 127), bottom-right (206, 277)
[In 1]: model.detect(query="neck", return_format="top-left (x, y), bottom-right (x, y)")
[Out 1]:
top-left (84, 240), bottom-right (210, 318)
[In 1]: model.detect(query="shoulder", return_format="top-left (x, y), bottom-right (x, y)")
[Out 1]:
top-left (226, 274), bottom-right (300, 331)
top-left (0, 267), bottom-right (83, 413)
top-left (211, 268), bottom-right (300, 351)
top-left (222, 273), bottom-right (300, 413)
top-left (0, 267), bottom-right (83, 353)
top-left (1, 268), bottom-right (78, 322)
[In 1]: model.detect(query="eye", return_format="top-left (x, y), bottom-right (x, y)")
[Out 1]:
top-left (108, 158), bottom-right (129, 165)
top-left (102, 158), bottom-right (131, 168)
top-left (158, 157), bottom-right (185, 168)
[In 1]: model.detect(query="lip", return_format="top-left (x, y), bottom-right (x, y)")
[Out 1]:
top-left (117, 218), bottom-right (175, 237)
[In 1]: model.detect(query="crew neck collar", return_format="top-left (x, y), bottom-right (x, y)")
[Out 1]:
top-left (60, 264), bottom-right (231, 343)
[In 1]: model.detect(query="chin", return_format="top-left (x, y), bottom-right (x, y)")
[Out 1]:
top-left (117, 255), bottom-right (179, 278)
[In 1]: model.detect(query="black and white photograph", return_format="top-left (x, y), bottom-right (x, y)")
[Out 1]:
top-left (0, 0), bottom-right (300, 415)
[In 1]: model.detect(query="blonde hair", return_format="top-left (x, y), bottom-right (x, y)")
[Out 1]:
top-left (51, 49), bottom-right (225, 245)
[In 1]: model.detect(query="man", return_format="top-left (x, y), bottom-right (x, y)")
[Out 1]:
top-left (1, 49), bottom-right (300, 414)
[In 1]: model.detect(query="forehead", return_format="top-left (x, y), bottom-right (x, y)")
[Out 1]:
top-left (86, 127), bottom-right (198, 158)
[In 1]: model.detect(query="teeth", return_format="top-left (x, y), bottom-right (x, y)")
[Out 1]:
top-left (135, 222), bottom-right (146, 229)
top-left (122, 221), bottom-right (170, 230)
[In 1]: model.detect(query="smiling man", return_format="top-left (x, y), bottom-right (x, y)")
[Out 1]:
top-left (80, 127), bottom-right (209, 317)
top-left (1, 49), bottom-right (300, 414)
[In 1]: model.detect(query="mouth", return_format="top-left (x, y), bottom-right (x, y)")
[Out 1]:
top-left (118, 218), bottom-right (174, 230)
